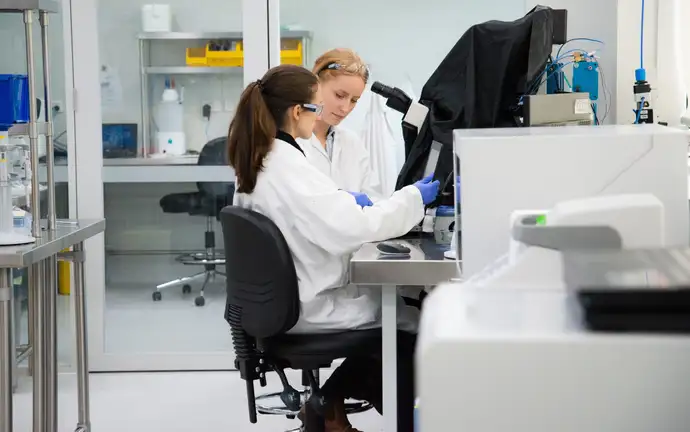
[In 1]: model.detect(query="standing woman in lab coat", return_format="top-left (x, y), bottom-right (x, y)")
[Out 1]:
top-left (304, 48), bottom-right (427, 308)
top-left (229, 64), bottom-right (439, 431)
top-left (299, 48), bottom-right (379, 205)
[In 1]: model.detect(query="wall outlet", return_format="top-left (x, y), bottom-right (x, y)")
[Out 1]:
top-left (51, 100), bottom-right (64, 113)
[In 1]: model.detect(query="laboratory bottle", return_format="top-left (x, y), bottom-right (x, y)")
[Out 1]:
top-left (155, 77), bottom-right (186, 156)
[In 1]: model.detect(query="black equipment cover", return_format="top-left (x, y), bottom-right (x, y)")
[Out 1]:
top-left (395, 6), bottom-right (556, 206)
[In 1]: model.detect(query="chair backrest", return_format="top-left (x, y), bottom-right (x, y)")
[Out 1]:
top-left (197, 136), bottom-right (233, 199)
top-left (220, 206), bottom-right (300, 346)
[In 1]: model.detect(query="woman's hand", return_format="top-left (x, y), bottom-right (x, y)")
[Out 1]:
top-left (347, 191), bottom-right (374, 207)
top-left (413, 174), bottom-right (441, 205)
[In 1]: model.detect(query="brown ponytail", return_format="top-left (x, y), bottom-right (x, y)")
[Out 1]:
top-left (228, 64), bottom-right (319, 193)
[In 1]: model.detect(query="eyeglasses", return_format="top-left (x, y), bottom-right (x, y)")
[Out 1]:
top-left (302, 103), bottom-right (323, 116)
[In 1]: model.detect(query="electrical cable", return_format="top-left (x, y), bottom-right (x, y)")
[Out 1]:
top-left (563, 74), bottom-right (572, 90)
top-left (518, 60), bottom-right (575, 106)
top-left (598, 62), bottom-right (612, 123)
top-left (556, 38), bottom-right (604, 59)
top-left (530, 52), bottom-right (582, 95)
top-left (553, 48), bottom-right (598, 63)
top-left (635, 97), bottom-right (646, 124)
top-left (536, 61), bottom-right (575, 90)
top-left (527, 58), bottom-right (572, 95)
top-left (640, 0), bottom-right (645, 70)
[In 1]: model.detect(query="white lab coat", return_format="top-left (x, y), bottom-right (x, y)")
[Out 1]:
top-left (361, 94), bottom-right (403, 197)
top-left (298, 126), bottom-right (383, 200)
top-left (233, 136), bottom-right (424, 333)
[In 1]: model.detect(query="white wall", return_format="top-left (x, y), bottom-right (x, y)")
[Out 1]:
top-left (616, 0), bottom-right (690, 125)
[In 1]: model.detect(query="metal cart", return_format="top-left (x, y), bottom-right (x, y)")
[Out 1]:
top-left (0, 1), bottom-right (105, 432)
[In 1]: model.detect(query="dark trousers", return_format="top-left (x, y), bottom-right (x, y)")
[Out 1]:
top-left (321, 331), bottom-right (417, 432)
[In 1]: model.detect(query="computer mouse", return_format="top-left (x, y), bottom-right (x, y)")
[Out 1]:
top-left (377, 241), bottom-right (411, 255)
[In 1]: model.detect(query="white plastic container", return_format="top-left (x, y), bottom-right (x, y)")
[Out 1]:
top-left (142, 4), bottom-right (172, 33)
top-left (155, 85), bottom-right (186, 156)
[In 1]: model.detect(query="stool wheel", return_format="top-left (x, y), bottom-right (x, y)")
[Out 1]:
top-left (152, 292), bottom-right (162, 302)
top-left (195, 296), bottom-right (205, 307)
top-left (182, 284), bottom-right (192, 294)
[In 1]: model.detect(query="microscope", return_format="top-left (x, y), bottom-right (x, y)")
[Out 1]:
top-left (370, 81), bottom-right (428, 132)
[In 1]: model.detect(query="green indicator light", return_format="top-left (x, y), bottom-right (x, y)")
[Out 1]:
top-left (536, 214), bottom-right (547, 226)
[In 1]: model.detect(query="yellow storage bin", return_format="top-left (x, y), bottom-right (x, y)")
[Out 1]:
top-left (185, 47), bottom-right (208, 66)
top-left (185, 42), bottom-right (243, 67)
top-left (185, 39), bottom-right (304, 68)
top-left (206, 41), bottom-right (244, 67)
top-left (281, 39), bottom-right (303, 66)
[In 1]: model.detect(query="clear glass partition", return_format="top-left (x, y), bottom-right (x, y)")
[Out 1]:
top-left (0, 8), bottom-right (72, 368)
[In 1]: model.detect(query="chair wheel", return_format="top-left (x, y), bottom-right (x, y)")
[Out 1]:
top-left (194, 296), bottom-right (205, 307)
top-left (152, 291), bottom-right (162, 301)
top-left (182, 284), bottom-right (192, 294)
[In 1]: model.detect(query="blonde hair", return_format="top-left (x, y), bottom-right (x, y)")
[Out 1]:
top-left (313, 48), bottom-right (370, 85)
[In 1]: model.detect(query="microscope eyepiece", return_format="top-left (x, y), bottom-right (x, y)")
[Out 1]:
top-left (371, 81), bottom-right (394, 97)
top-left (370, 81), bottom-right (412, 115)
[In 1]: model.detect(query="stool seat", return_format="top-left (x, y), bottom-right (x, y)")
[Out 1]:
top-left (263, 330), bottom-right (381, 371)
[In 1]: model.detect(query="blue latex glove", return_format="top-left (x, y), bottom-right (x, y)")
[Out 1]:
top-left (347, 191), bottom-right (374, 207)
top-left (413, 174), bottom-right (441, 205)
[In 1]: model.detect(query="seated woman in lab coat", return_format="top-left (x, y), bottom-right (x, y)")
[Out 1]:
top-left (229, 64), bottom-right (439, 432)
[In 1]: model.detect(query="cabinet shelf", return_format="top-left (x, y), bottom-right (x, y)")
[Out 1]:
top-left (0, 0), bottom-right (59, 12)
top-left (144, 66), bottom-right (242, 75)
top-left (137, 30), bottom-right (311, 40)
top-left (8, 122), bottom-right (48, 136)
top-left (137, 29), bottom-right (311, 157)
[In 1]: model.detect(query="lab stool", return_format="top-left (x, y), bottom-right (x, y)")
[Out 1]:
top-left (254, 370), bottom-right (372, 420)
top-left (152, 215), bottom-right (226, 307)
top-left (220, 206), bottom-right (376, 431)
top-left (153, 136), bottom-right (233, 307)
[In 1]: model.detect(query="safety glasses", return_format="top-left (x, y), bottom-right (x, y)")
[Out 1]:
top-left (302, 103), bottom-right (323, 116)
top-left (321, 62), bottom-right (370, 76)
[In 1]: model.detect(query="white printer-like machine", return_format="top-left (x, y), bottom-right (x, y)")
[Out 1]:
top-left (417, 125), bottom-right (690, 432)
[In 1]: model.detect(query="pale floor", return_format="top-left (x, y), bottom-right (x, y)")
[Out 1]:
top-left (12, 370), bottom-right (383, 431)
top-left (16, 282), bottom-right (233, 359)
top-left (13, 284), bottom-right (383, 430)
top-left (104, 282), bottom-right (232, 353)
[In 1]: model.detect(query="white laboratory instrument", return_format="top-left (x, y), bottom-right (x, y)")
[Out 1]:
top-left (141, 4), bottom-right (172, 32)
top-left (0, 136), bottom-right (34, 246)
top-left (418, 285), bottom-right (690, 432)
top-left (154, 79), bottom-right (186, 156)
top-left (456, 125), bottom-right (689, 278)
top-left (417, 194), bottom-right (689, 432)
top-left (466, 194), bottom-right (664, 290)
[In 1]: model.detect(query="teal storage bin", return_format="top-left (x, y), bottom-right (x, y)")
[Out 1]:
top-left (0, 74), bottom-right (30, 125)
